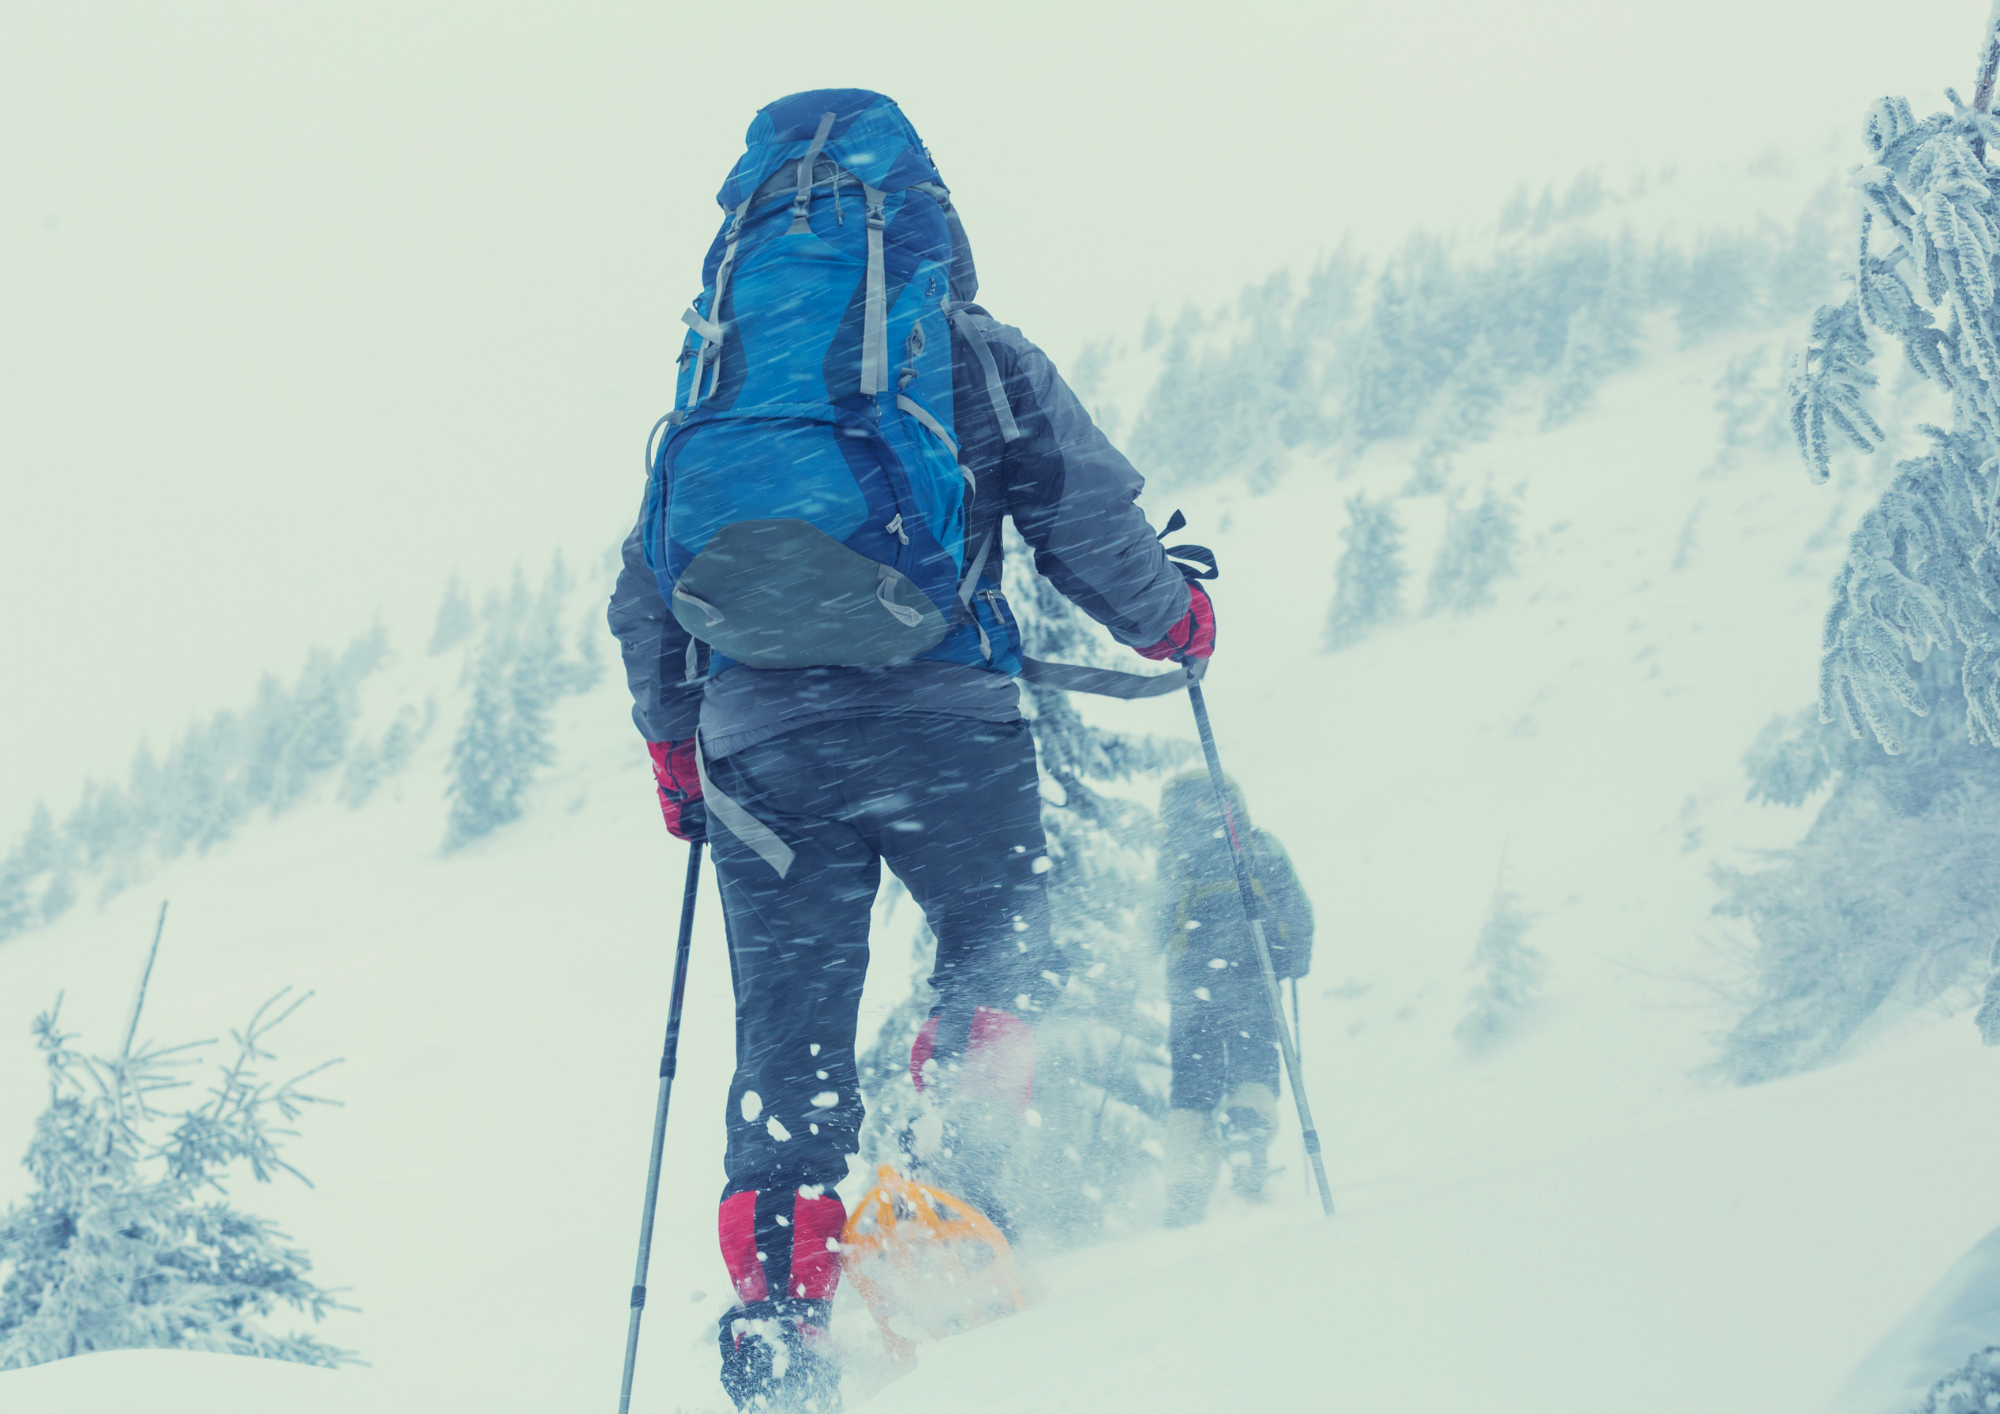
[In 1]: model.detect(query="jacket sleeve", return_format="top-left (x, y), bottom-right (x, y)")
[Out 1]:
top-left (974, 317), bottom-right (1191, 648)
top-left (606, 500), bottom-right (703, 743)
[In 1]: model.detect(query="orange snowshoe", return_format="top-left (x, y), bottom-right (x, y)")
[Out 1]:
top-left (840, 1163), bottom-right (1028, 1361)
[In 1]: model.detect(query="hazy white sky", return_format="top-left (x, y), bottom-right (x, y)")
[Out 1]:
top-left (0, 0), bottom-right (1983, 825)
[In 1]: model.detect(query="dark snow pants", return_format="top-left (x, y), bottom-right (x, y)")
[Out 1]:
top-left (1166, 964), bottom-right (1280, 1112)
top-left (702, 713), bottom-right (1051, 1296)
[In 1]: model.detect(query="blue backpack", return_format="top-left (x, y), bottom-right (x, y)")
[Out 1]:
top-left (642, 89), bottom-right (1016, 676)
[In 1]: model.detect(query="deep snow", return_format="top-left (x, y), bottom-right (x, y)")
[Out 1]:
top-left (7, 210), bottom-right (2000, 1413)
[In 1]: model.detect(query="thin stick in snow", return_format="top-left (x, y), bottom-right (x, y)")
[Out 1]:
top-left (121, 900), bottom-right (169, 1062)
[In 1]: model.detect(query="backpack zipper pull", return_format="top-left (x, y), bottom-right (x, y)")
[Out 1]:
top-left (885, 514), bottom-right (910, 545)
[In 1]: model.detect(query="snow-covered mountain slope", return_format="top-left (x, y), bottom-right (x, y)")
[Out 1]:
top-left (1839, 1221), bottom-right (2000, 1414)
top-left (5, 314), bottom-right (1999, 1414)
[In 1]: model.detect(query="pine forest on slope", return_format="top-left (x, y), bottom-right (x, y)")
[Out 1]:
top-left (0, 164), bottom-right (1971, 1102)
top-left (4, 139), bottom-right (1995, 1410)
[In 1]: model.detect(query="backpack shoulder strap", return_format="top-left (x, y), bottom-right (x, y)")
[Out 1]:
top-left (913, 181), bottom-right (980, 302)
top-left (945, 302), bottom-right (1020, 443)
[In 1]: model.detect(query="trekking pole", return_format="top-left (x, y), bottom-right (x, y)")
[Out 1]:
top-left (1184, 676), bottom-right (1335, 1218)
top-left (617, 839), bottom-right (705, 1414)
top-left (1291, 978), bottom-right (1309, 1196)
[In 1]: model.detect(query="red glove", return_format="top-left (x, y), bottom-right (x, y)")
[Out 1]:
top-left (647, 739), bottom-right (706, 842)
top-left (1137, 581), bottom-right (1216, 661)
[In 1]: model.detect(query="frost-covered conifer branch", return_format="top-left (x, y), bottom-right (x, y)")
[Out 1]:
top-left (1792, 20), bottom-right (2000, 751)
top-left (161, 988), bottom-right (342, 1191)
top-left (1789, 298), bottom-right (1883, 482)
top-left (0, 936), bottom-right (353, 1369)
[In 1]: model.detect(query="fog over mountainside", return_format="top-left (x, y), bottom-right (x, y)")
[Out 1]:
top-left (9, 135), bottom-right (2000, 1411)
top-left (0, 0), bottom-right (1975, 836)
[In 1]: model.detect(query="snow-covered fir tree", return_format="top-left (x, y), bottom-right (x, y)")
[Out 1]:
top-left (1676, 230), bottom-right (1767, 346)
top-left (1344, 236), bottom-right (1461, 450)
top-left (1725, 17), bottom-right (2000, 1082)
top-left (427, 572), bottom-right (475, 657)
top-left (1788, 63), bottom-right (2000, 748)
top-left (858, 531), bottom-right (1185, 1244)
top-left (1541, 230), bottom-right (1646, 430)
top-left (338, 702), bottom-right (435, 810)
top-left (265, 642), bottom-right (373, 815)
top-left (1324, 493), bottom-right (1407, 650)
top-left (1917, 1343), bottom-right (2000, 1412)
top-left (1720, 652), bottom-right (2000, 1082)
top-left (0, 805), bottom-right (69, 937)
top-left (0, 629), bottom-right (390, 943)
top-left (1424, 481), bottom-right (1523, 617)
top-left (100, 745), bottom-right (163, 903)
top-left (1707, 348), bottom-right (1790, 474)
top-left (1454, 868), bottom-right (1544, 1055)
top-left (157, 712), bottom-right (242, 861)
top-left (19, 806), bottom-right (74, 928)
top-left (1127, 254), bottom-right (1358, 490)
top-left (0, 550), bottom-right (601, 912)
top-left (1120, 176), bottom-right (1840, 498)
top-left (442, 558), bottom-right (597, 849)
top-left (62, 781), bottom-right (124, 880)
top-left (0, 923), bottom-right (350, 1369)
top-left (445, 639), bottom-right (541, 850)
top-left (337, 738), bottom-right (382, 814)
top-left (1408, 335), bottom-right (1506, 488)
top-left (0, 854), bottom-right (32, 939)
top-left (1977, 935), bottom-right (2000, 1043)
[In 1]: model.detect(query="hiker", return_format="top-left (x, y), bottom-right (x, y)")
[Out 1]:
top-left (607, 88), bottom-right (1214, 1412)
top-left (1154, 771), bottom-right (1313, 1226)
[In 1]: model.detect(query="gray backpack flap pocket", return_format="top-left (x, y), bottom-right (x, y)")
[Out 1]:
top-left (671, 518), bottom-right (947, 668)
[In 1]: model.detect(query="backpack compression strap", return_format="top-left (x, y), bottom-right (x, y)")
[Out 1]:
top-left (694, 729), bottom-right (796, 879)
top-left (860, 186), bottom-right (890, 395)
top-left (682, 198), bottom-right (752, 411)
top-left (787, 111), bottom-right (837, 235)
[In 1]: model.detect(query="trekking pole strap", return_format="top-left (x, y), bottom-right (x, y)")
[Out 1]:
top-left (1018, 654), bottom-right (1206, 699)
